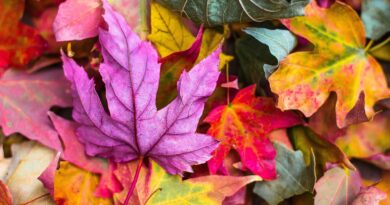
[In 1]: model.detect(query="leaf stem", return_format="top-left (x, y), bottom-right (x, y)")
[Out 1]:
top-left (369, 37), bottom-right (390, 52)
top-left (226, 63), bottom-right (230, 105)
top-left (20, 193), bottom-right (50, 205)
top-left (144, 188), bottom-right (162, 204)
top-left (139, 0), bottom-right (150, 40)
top-left (124, 157), bottom-right (144, 205)
top-left (364, 39), bottom-right (374, 52)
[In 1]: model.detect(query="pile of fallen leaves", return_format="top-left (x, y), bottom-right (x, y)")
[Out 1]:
top-left (0, 0), bottom-right (389, 204)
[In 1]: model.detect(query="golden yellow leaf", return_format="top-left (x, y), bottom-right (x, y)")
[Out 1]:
top-left (54, 162), bottom-right (113, 205)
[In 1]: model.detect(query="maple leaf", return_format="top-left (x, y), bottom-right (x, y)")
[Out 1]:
top-left (0, 0), bottom-right (46, 70)
top-left (204, 85), bottom-right (302, 179)
top-left (62, 1), bottom-right (220, 175)
top-left (54, 0), bottom-right (139, 41)
top-left (269, 1), bottom-right (390, 128)
top-left (148, 2), bottom-right (225, 108)
top-left (113, 159), bottom-right (261, 205)
top-left (48, 112), bottom-right (122, 197)
top-left (0, 69), bottom-right (72, 151)
top-left (54, 162), bottom-right (113, 205)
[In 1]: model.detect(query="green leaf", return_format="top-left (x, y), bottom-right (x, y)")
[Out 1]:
top-left (362, 0), bottom-right (390, 40)
top-left (288, 126), bottom-right (354, 176)
top-left (253, 142), bottom-right (315, 205)
top-left (235, 35), bottom-right (270, 94)
top-left (155, 0), bottom-right (309, 27)
top-left (243, 27), bottom-right (297, 77)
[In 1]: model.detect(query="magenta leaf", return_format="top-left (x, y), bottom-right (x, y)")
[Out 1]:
top-left (49, 112), bottom-right (122, 197)
top-left (62, 1), bottom-right (220, 174)
top-left (0, 69), bottom-right (72, 150)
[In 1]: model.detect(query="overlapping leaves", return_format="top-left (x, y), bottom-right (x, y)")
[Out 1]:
top-left (62, 1), bottom-right (221, 174)
top-left (269, 1), bottom-right (390, 128)
top-left (156, 0), bottom-right (310, 26)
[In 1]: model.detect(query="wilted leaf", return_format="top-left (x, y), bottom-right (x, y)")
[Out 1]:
top-left (3, 141), bottom-right (55, 204)
top-left (361, 0), bottom-right (390, 40)
top-left (0, 69), bottom-right (71, 151)
top-left (288, 126), bottom-right (354, 175)
top-left (205, 85), bottom-right (302, 179)
top-left (314, 167), bottom-right (361, 205)
top-left (269, 1), bottom-right (390, 128)
top-left (113, 160), bottom-right (261, 205)
top-left (0, 0), bottom-right (46, 70)
top-left (54, 162), bottom-right (113, 205)
top-left (62, 2), bottom-right (220, 174)
top-left (253, 143), bottom-right (315, 205)
top-left (156, 0), bottom-right (310, 27)
top-left (243, 27), bottom-right (297, 78)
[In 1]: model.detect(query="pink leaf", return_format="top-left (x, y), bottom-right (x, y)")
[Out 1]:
top-left (0, 69), bottom-right (72, 150)
top-left (53, 0), bottom-right (139, 41)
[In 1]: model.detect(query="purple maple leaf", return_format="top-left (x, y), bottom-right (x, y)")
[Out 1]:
top-left (62, 1), bottom-right (221, 174)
